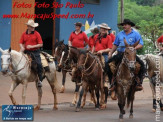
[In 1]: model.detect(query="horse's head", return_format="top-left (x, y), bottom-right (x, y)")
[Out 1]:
top-left (0, 47), bottom-right (12, 75)
top-left (123, 39), bottom-right (139, 71)
top-left (77, 49), bottom-right (89, 71)
top-left (54, 40), bottom-right (69, 69)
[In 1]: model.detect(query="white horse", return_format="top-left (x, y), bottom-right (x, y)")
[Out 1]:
top-left (140, 54), bottom-right (163, 112)
top-left (0, 47), bottom-right (58, 110)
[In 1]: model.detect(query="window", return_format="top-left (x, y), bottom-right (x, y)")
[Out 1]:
top-left (80, 0), bottom-right (100, 4)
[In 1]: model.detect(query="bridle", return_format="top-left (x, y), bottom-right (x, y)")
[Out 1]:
top-left (1, 53), bottom-right (29, 75)
top-left (78, 52), bottom-right (97, 76)
top-left (122, 47), bottom-right (136, 69)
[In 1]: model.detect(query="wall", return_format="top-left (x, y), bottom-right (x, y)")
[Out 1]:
top-left (58, 0), bottom-right (119, 43)
top-left (0, 0), bottom-right (12, 70)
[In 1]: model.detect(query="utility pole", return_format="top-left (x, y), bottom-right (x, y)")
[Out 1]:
top-left (120, 0), bottom-right (124, 23)
top-left (52, 0), bottom-right (56, 56)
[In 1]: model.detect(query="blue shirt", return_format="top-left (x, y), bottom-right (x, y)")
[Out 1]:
top-left (113, 29), bottom-right (143, 52)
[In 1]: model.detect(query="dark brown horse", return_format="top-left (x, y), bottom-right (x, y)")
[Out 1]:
top-left (115, 39), bottom-right (140, 121)
top-left (54, 40), bottom-right (71, 93)
top-left (54, 42), bottom-right (82, 106)
top-left (76, 50), bottom-right (105, 111)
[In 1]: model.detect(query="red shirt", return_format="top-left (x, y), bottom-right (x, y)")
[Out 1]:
top-left (94, 34), bottom-right (112, 52)
top-left (19, 30), bottom-right (43, 51)
top-left (157, 35), bottom-right (163, 43)
top-left (110, 33), bottom-right (115, 43)
top-left (69, 31), bottom-right (88, 48)
top-left (88, 35), bottom-right (95, 51)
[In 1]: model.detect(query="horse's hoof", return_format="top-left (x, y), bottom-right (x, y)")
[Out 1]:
top-left (53, 106), bottom-right (58, 110)
top-left (119, 119), bottom-right (124, 122)
top-left (161, 107), bottom-right (163, 111)
top-left (122, 110), bottom-right (125, 114)
top-left (129, 114), bottom-right (133, 119)
top-left (81, 104), bottom-right (85, 108)
top-left (34, 106), bottom-right (40, 111)
top-left (89, 102), bottom-right (94, 106)
top-left (70, 103), bottom-right (76, 107)
top-left (100, 104), bottom-right (107, 109)
top-left (95, 107), bottom-right (100, 111)
top-left (75, 108), bottom-right (80, 112)
top-left (152, 109), bottom-right (156, 112)
top-left (59, 87), bottom-right (65, 93)
top-left (111, 91), bottom-right (117, 100)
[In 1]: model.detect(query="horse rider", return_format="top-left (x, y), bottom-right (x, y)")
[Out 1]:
top-left (88, 28), bottom-right (99, 52)
top-left (19, 19), bottom-right (43, 87)
top-left (68, 22), bottom-right (89, 104)
top-left (157, 34), bottom-right (163, 54)
top-left (68, 22), bottom-right (88, 48)
top-left (106, 19), bottom-right (146, 92)
top-left (92, 23), bottom-right (113, 63)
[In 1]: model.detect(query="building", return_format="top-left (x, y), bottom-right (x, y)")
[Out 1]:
top-left (0, 0), bottom-right (118, 70)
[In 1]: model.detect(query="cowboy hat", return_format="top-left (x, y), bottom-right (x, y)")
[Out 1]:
top-left (25, 19), bottom-right (39, 28)
top-left (90, 28), bottom-right (99, 34)
top-left (98, 23), bottom-right (111, 30)
top-left (118, 19), bottom-right (135, 26)
top-left (74, 22), bottom-right (84, 27)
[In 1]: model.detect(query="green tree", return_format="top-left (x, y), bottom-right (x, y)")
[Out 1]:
top-left (131, 0), bottom-right (156, 6)
top-left (118, 0), bottom-right (163, 54)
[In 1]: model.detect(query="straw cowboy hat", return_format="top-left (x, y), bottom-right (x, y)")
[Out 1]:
top-left (118, 19), bottom-right (135, 26)
top-left (74, 22), bottom-right (84, 27)
top-left (25, 19), bottom-right (39, 28)
top-left (91, 28), bottom-right (99, 34)
top-left (98, 23), bottom-right (111, 30)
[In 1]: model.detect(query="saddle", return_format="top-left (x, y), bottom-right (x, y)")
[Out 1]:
top-left (27, 51), bottom-right (54, 72)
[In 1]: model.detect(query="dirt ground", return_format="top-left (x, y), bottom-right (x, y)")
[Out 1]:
top-left (0, 72), bottom-right (162, 122)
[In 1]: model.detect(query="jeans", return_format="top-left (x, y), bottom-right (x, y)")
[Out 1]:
top-left (24, 49), bottom-right (43, 81)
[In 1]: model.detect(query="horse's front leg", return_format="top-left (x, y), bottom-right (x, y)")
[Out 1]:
top-left (70, 84), bottom-right (80, 107)
top-left (22, 82), bottom-right (28, 105)
top-left (8, 81), bottom-right (19, 105)
top-left (59, 70), bottom-right (67, 93)
top-left (34, 79), bottom-right (42, 111)
top-left (81, 85), bottom-right (89, 108)
top-left (149, 79), bottom-right (156, 112)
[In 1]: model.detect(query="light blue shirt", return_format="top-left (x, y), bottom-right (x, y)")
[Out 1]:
top-left (113, 29), bottom-right (143, 52)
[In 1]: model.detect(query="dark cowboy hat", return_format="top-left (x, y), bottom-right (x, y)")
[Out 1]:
top-left (118, 19), bottom-right (135, 26)
top-left (90, 28), bottom-right (99, 34)
top-left (74, 22), bottom-right (84, 27)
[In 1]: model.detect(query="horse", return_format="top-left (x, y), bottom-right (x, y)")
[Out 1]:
top-left (54, 41), bottom-right (83, 106)
top-left (76, 50), bottom-right (105, 111)
top-left (115, 39), bottom-right (140, 121)
top-left (0, 47), bottom-right (58, 110)
top-left (141, 54), bottom-right (163, 112)
top-left (54, 40), bottom-right (71, 93)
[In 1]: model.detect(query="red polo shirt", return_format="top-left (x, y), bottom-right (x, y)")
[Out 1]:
top-left (19, 30), bottom-right (43, 51)
top-left (157, 35), bottom-right (163, 43)
top-left (94, 34), bottom-right (112, 52)
top-left (69, 31), bottom-right (88, 48)
top-left (88, 35), bottom-right (95, 50)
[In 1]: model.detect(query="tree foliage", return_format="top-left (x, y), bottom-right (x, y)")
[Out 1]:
top-left (118, 0), bottom-right (163, 54)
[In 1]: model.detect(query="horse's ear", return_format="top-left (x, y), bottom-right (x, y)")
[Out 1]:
top-left (61, 40), bottom-right (64, 43)
top-left (8, 47), bottom-right (11, 53)
top-left (132, 40), bottom-right (140, 47)
top-left (0, 47), bottom-right (4, 53)
top-left (124, 38), bottom-right (129, 47)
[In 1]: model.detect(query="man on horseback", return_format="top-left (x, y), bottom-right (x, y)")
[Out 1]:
top-left (107, 19), bottom-right (146, 91)
top-left (68, 22), bottom-right (88, 48)
top-left (19, 19), bottom-right (43, 87)
top-left (92, 23), bottom-right (113, 63)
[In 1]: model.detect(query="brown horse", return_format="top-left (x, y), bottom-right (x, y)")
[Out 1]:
top-left (54, 42), bottom-right (83, 106)
top-left (76, 50), bottom-right (105, 111)
top-left (115, 39), bottom-right (140, 121)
